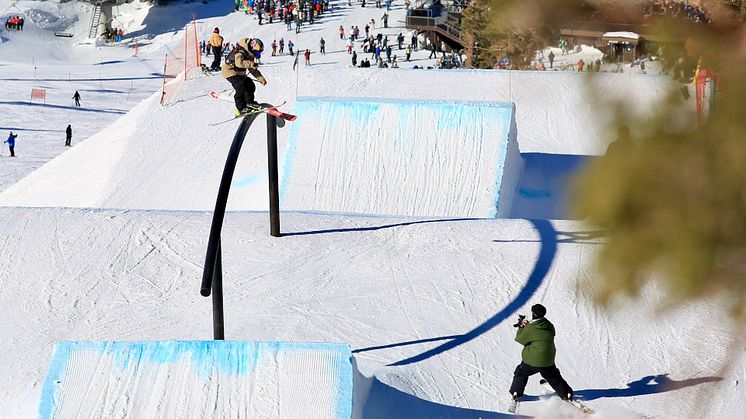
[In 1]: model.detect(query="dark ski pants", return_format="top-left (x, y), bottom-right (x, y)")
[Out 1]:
top-left (211, 46), bottom-right (223, 70)
top-left (509, 362), bottom-right (573, 399)
top-left (227, 75), bottom-right (256, 111)
top-left (8, 146), bottom-right (14, 157)
top-left (65, 135), bottom-right (71, 146)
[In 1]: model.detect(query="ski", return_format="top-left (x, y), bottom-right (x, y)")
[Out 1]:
top-left (539, 379), bottom-right (594, 414)
top-left (507, 398), bottom-right (519, 414)
top-left (210, 91), bottom-right (297, 122)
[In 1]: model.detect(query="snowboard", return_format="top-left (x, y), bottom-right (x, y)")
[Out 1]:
top-left (210, 91), bottom-right (297, 123)
top-left (539, 379), bottom-right (594, 414)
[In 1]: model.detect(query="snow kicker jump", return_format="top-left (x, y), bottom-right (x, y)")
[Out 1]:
top-left (40, 341), bottom-right (353, 419)
top-left (280, 97), bottom-right (522, 218)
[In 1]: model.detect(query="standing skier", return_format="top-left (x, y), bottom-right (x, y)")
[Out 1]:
top-left (72, 91), bottom-right (81, 107)
top-left (209, 28), bottom-right (224, 71)
top-left (509, 304), bottom-right (574, 403)
top-left (65, 124), bottom-right (72, 146)
top-left (5, 131), bottom-right (17, 157)
top-left (221, 37), bottom-right (267, 116)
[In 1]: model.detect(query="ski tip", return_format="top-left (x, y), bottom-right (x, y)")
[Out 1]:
top-left (539, 379), bottom-right (547, 385)
top-left (210, 91), bottom-right (220, 99)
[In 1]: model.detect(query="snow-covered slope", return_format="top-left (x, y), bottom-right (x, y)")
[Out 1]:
top-left (0, 1), bottom-right (742, 419)
top-left (0, 208), bottom-right (741, 418)
top-left (0, 68), bottom-right (686, 212)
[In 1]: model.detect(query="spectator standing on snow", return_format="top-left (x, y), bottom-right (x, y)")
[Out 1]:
top-left (272, 39), bottom-right (278, 56)
top-left (397, 32), bottom-right (404, 49)
top-left (304, 49), bottom-right (311, 65)
top-left (72, 91), bottom-right (81, 107)
top-left (5, 131), bottom-right (17, 157)
top-left (411, 33), bottom-right (418, 50)
top-left (405, 46), bottom-right (411, 61)
top-left (209, 28), bottom-right (224, 71)
top-left (319, 37), bottom-right (326, 54)
top-left (364, 24), bottom-right (370, 38)
top-left (288, 40), bottom-right (294, 55)
top-left (381, 12), bottom-right (389, 28)
top-left (352, 50), bottom-right (357, 66)
top-left (347, 37), bottom-right (354, 54)
top-left (577, 58), bottom-right (585, 72)
top-left (386, 45), bottom-right (392, 63)
top-left (428, 42), bottom-right (437, 59)
top-left (65, 125), bottom-right (72, 146)
top-left (339, 25), bottom-right (345, 40)
top-left (279, 38), bottom-right (285, 54)
top-left (548, 50), bottom-right (555, 69)
top-left (509, 304), bottom-right (574, 403)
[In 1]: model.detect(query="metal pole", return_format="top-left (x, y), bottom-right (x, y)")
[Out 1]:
top-left (212, 241), bottom-right (225, 340)
top-left (266, 114), bottom-right (281, 237)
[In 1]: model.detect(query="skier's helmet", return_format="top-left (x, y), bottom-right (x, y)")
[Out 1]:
top-left (248, 38), bottom-right (264, 58)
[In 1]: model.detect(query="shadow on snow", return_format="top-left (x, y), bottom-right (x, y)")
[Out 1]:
top-left (353, 219), bottom-right (557, 367)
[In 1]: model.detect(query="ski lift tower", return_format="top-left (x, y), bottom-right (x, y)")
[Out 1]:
top-left (78, 0), bottom-right (134, 39)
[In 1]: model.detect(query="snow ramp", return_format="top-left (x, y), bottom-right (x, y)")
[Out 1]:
top-left (40, 341), bottom-right (353, 419)
top-left (280, 97), bottom-right (522, 218)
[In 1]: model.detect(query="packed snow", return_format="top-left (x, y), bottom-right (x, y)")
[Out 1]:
top-left (0, 0), bottom-right (743, 418)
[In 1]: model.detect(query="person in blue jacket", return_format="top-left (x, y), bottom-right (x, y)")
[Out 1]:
top-left (5, 131), bottom-right (17, 157)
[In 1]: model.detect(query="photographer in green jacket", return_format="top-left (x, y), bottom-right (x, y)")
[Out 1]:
top-left (509, 304), bottom-right (574, 401)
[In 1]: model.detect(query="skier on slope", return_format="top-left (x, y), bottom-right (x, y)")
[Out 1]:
top-left (221, 38), bottom-right (268, 116)
top-left (5, 131), bottom-right (17, 157)
top-left (509, 304), bottom-right (574, 403)
top-left (65, 124), bottom-right (72, 146)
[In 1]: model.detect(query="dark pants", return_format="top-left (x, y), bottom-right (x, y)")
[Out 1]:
top-left (74, 99), bottom-right (80, 107)
top-left (509, 362), bottom-right (573, 399)
top-left (227, 75), bottom-right (256, 110)
top-left (8, 146), bottom-right (14, 157)
top-left (211, 46), bottom-right (223, 70)
top-left (66, 135), bottom-right (71, 146)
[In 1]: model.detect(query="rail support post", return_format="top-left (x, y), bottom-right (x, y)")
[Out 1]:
top-left (267, 114), bottom-right (281, 237)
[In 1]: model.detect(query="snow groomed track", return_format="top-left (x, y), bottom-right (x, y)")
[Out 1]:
top-left (40, 341), bottom-right (353, 419)
top-left (281, 97), bottom-right (522, 218)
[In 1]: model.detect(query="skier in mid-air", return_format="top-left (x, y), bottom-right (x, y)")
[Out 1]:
top-left (509, 304), bottom-right (574, 405)
top-left (221, 37), bottom-right (267, 116)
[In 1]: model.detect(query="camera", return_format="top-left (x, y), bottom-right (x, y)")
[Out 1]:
top-left (512, 314), bottom-right (526, 328)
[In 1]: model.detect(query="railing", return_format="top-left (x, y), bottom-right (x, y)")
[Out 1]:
top-left (200, 107), bottom-right (285, 340)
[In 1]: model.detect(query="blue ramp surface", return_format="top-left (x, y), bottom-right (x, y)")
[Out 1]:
top-left (40, 341), bottom-right (352, 419)
top-left (281, 97), bottom-right (522, 218)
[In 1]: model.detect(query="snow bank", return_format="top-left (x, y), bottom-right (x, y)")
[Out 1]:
top-left (281, 97), bottom-right (522, 217)
top-left (40, 340), bottom-right (352, 419)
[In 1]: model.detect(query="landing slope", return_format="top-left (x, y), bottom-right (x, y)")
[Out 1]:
top-left (0, 207), bottom-right (741, 418)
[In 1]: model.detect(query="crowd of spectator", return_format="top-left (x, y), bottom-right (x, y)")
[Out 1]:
top-left (642, 0), bottom-right (711, 23)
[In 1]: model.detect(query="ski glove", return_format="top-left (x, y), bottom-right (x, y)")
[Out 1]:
top-left (257, 76), bottom-right (268, 86)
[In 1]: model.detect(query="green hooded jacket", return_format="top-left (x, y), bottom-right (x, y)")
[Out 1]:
top-left (515, 317), bottom-right (557, 367)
